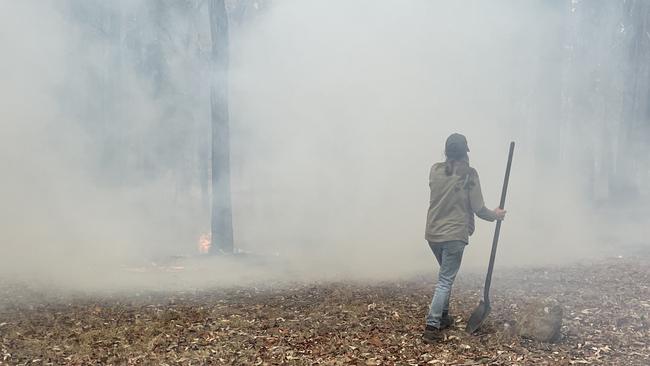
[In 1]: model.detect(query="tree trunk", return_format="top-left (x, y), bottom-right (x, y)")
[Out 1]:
top-left (615, 0), bottom-right (650, 201)
top-left (208, 0), bottom-right (234, 254)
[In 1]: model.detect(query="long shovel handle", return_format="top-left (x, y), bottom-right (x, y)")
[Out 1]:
top-left (483, 142), bottom-right (515, 302)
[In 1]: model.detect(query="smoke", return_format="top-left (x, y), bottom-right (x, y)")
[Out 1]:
top-left (0, 0), bottom-right (208, 287)
top-left (228, 0), bottom-right (610, 272)
top-left (0, 0), bottom-right (647, 291)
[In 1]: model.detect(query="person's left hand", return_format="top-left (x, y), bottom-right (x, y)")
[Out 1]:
top-left (494, 208), bottom-right (507, 221)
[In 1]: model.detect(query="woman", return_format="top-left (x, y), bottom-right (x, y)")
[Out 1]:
top-left (422, 133), bottom-right (506, 343)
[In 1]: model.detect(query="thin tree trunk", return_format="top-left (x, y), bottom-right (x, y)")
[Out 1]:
top-left (208, 0), bottom-right (234, 254)
top-left (615, 0), bottom-right (650, 200)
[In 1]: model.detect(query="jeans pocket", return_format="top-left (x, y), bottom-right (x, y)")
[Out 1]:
top-left (446, 241), bottom-right (466, 255)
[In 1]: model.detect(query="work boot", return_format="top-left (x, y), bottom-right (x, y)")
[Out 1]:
top-left (441, 312), bottom-right (455, 329)
top-left (422, 325), bottom-right (444, 344)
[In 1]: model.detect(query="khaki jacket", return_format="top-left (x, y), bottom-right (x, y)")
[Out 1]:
top-left (425, 161), bottom-right (496, 244)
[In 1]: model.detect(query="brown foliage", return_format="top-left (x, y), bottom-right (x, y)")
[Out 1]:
top-left (0, 258), bottom-right (648, 365)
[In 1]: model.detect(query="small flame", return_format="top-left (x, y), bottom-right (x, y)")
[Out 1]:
top-left (198, 233), bottom-right (211, 254)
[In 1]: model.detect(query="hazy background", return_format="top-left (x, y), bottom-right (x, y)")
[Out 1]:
top-left (1, 0), bottom-right (648, 289)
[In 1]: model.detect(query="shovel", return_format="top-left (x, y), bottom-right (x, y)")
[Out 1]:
top-left (466, 141), bottom-right (515, 334)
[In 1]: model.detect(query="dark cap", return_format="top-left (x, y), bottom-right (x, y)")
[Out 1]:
top-left (445, 133), bottom-right (470, 156)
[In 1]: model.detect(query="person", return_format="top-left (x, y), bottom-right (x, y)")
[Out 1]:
top-left (422, 133), bottom-right (506, 344)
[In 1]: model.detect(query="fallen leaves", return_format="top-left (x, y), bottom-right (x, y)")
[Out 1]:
top-left (0, 257), bottom-right (648, 365)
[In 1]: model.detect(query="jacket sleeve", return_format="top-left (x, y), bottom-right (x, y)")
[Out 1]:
top-left (468, 170), bottom-right (498, 222)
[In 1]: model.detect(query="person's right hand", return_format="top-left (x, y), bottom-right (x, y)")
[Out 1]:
top-left (494, 208), bottom-right (507, 221)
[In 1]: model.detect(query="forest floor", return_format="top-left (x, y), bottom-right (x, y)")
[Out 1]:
top-left (0, 256), bottom-right (648, 365)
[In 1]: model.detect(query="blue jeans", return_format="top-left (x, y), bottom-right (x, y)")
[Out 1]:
top-left (426, 240), bottom-right (466, 328)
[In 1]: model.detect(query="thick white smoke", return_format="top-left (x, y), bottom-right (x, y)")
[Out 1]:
top-left (0, 0), bottom-right (646, 291)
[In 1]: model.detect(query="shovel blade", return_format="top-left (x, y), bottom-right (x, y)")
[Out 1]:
top-left (466, 300), bottom-right (491, 333)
